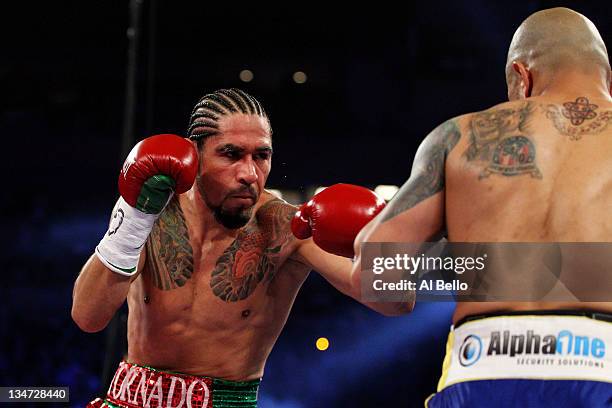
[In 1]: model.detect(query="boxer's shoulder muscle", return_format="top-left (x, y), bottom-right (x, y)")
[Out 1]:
top-left (459, 100), bottom-right (544, 180)
top-left (255, 193), bottom-right (298, 245)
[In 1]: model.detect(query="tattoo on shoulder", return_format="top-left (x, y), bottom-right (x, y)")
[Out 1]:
top-left (210, 199), bottom-right (296, 302)
top-left (381, 119), bottom-right (460, 222)
top-left (544, 97), bottom-right (612, 140)
top-left (256, 199), bottom-right (297, 248)
top-left (464, 102), bottom-right (542, 180)
top-left (146, 198), bottom-right (194, 290)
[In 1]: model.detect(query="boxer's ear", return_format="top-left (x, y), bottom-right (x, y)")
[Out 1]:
top-left (512, 61), bottom-right (532, 99)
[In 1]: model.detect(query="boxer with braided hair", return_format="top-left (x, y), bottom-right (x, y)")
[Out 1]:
top-left (73, 88), bottom-right (409, 408)
top-left (187, 88), bottom-right (268, 142)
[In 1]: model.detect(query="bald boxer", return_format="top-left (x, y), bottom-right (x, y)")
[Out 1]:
top-left (353, 8), bottom-right (612, 407)
top-left (72, 89), bottom-right (407, 408)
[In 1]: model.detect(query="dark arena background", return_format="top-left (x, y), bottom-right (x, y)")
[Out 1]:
top-left (1, 1), bottom-right (610, 407)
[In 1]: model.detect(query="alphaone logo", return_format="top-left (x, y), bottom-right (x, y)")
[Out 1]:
top-left (459, 329), bottom-right (606, 367)
top-left (459, 335), bottom-right (483, 367)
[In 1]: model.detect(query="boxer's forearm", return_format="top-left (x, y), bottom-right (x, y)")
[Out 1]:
top-left (320, 269), bottom-right (411, 317)
top-left (295, 247), bottom-right (355, 296)
top-left (294, 241), bottom-right (413, 315)
top-left (362, 300), bottom-right (414, 316)
top-left (349, 261), bottom-right (415, 316)
top-left (71, 254), bottom-right (133, 333)
top-left (316, 260), bottom-right (355, 299)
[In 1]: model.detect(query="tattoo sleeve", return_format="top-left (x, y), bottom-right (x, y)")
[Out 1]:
top-left (145, 198), bottom-right (194, 290)
top-left (380, 119), bottom-right (461, 222)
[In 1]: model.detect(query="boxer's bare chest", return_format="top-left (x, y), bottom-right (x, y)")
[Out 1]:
top-left (139, 197), bottom-right (297, 314)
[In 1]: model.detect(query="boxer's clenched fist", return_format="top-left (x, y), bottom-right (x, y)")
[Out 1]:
top-left (291, 183), bottom-right (386, 258)
top-left (96, 134), bottom-right (198, 275)
top-left (119, 134), bottom-right (198, 214)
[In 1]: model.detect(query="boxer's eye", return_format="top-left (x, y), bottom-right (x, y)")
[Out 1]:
top-left (223, 150), bottom-right (240, 160)
top-left (255, 152), bottom-right (270, 161)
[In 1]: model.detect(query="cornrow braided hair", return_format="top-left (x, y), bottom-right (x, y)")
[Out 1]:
top-left (187, 88), bottom-right (270, 148)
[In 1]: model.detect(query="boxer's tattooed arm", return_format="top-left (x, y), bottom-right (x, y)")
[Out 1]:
top-left (256, 199), bottom-right (297, 284)
top-left (259, 199), bottom-right (297, 255)
top-left (380, 119), bottom-right (461, 222)
top-left (464, 103), bottom-right (542, 179)
top-left (544, 97), bottom-right (612, 140)
top-left (210, 199), bottom-right (296, 302)
top-left (146, 198), bottom-right (194, 290)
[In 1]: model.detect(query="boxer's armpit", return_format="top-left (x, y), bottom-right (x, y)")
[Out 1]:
top-left (380, 119), bottom-right (460, 222)
top-left (146, 198), bottom-right (194, 290)
top-left (275, 257), bottom-right (311, 283)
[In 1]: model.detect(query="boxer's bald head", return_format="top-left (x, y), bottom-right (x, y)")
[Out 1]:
top-left (506, 7), bottom-right (611, 100)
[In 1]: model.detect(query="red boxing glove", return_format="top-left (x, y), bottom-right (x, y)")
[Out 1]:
top-left (292, 183), bottom-right (386, 258)
top-left (119, 134), bottom-right (198, 214)
top-left (96, 134), bottom-right (198, 275)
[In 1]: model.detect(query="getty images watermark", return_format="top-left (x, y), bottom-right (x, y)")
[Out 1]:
top-left (371, 252), bottom-right (487, 292)
top-left (360, 242), bottom-right (612, 302)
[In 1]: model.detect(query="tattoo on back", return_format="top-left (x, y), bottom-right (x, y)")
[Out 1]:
top-left (544, 97), bottom-right (612, 140)
top-left (210, 199), bottom-right (295, 302)
top-left (381, 120), bottom-right (460, 222)
top-left (146, 198), bottom-right (194, 290)
top-left (464, 103), bottom-right (542, 179)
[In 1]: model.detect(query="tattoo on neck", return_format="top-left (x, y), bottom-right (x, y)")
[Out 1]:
top-left (544, 97), bottom-right (612, 140)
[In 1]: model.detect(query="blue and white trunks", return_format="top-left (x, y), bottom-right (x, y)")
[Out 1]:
top-left (426, 311), bottom-right (612, 407)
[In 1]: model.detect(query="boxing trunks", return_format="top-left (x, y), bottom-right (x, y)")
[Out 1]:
top-left (87, 361), bottom-right (260, 408)
top-left (426, 311), bottom-right (612, 407)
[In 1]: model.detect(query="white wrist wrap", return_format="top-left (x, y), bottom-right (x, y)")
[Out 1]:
top-left (95, 197), bottom-right (158, 276)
